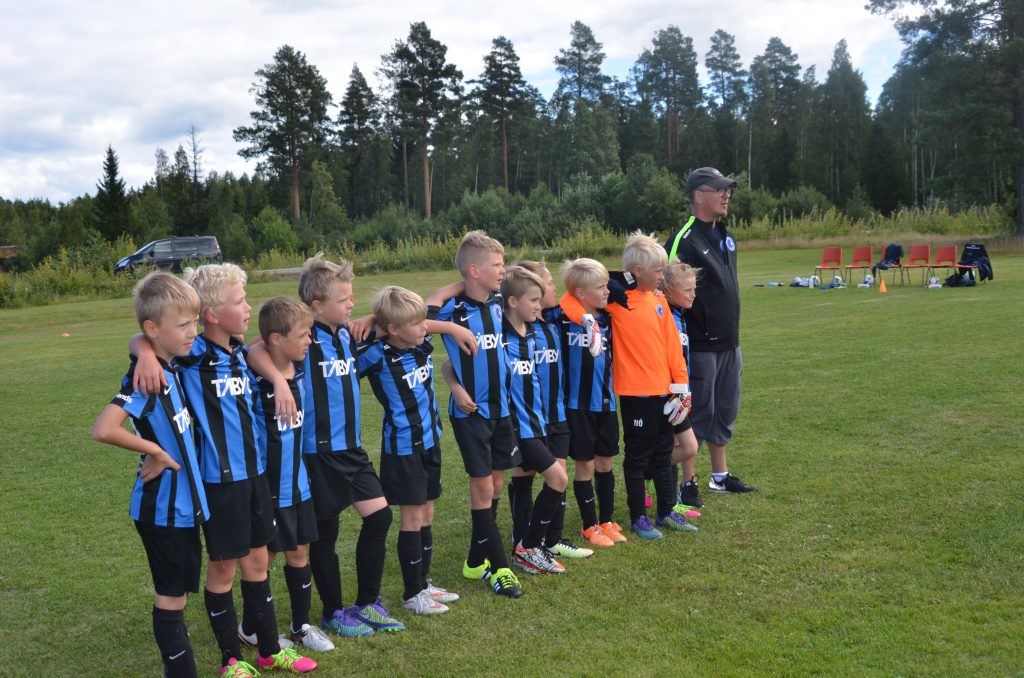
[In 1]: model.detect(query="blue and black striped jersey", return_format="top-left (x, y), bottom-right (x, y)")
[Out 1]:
top-left (428, 293), bottom-right (510, 420)
top-left (534, 310), bottom-right (566, 424)
top-left (503, 318), bottom-right (546, 440)
top-left (177, 335), bottom-right (263, 485)
top-left (302, 321), bottom-right (361, 453)
top-left (253, 367), bottom-right (311, 509)
top-left (114, 359), bottom-right (209, 527)
top-left (559, 311), bottom-right (615, 412)
top-left (670, 306), bottom-right (690, 370)
top-left (358, 339), bottom-right (442, 456)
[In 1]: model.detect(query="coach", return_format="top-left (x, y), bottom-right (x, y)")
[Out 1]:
top-left (665, 167), bottom-right (757, 495)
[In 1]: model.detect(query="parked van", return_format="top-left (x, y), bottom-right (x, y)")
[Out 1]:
top-left (113, 236), bottom-right (222, 273)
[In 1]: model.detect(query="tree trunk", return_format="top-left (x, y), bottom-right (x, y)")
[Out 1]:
top-left (290, 145), bottom-right (301, 221)
top-left (423, 143), bottom-right (432, 219)
top-left (402, 140), bottom-right (410, 213)
top-left (665, 109), bottom-right (673, 168)
top-left (501, 116), bottom-right (509, 192)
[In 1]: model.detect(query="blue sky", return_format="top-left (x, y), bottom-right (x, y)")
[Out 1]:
top-left (0, 0), bottom-right (905, 203)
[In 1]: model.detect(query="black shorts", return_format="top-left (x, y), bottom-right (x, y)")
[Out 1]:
top-left (673, 416), bottom-right (693, 434)
top-left (268, 498), bottom-right (319, 554)
top-left (379, 446), bottom-right (442, 506)
top-left (566, 409), bottom-right (620, 461)
top-left (518, 437), bottom-right (556, 474)
top-left (304, 448), bottom-right (385, 520)
top-left (135, 521), bottom-right (202, 597)
top-left (546, 420), bottom-right (570, 460)
top-left (449, 414), bottom-right (521, 478)
top-left (202, 475), bottom-right (277, 561)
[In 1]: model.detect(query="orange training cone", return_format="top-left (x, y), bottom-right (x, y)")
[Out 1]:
top-left (879, 279), bottom-right (887, 293)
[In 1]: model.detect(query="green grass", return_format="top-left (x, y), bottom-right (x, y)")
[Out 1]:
top-left (1, 249), bottom-right (1022, 676)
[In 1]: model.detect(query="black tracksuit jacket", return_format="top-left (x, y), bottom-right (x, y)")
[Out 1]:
top-left (664, 217), bottom-right (740, 352)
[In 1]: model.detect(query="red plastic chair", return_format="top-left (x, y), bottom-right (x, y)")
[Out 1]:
top-left (813, 247), bottom-right (843, 283)
top-left (927, 245), bottom-right (959, 282)
top-left (902, 244), bottom-right (931, 286)
top-left (843, 246), bottom-right (872, 284)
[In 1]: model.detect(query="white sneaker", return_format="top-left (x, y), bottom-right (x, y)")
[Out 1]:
top-left (402, 589), bottom-right (449, 615)
top-left (424, 579), bottom-right (459, 603)
top-left (290, 623), bottom-right (336, 652)
top-left (237, 622), bottom-right (294, 649)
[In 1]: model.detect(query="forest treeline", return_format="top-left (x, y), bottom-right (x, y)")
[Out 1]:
top-left (1, 1), bottom-right (1021, 269)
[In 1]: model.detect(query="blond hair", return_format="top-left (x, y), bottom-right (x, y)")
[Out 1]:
top-left (501, 265), bottom-right (545, 303)
top-left (455, 230), bottom-right (504, 276)
top-left (372, 286), bottom-right (426, 331)
top-left (133, 271), bottom-right (200, 329)
top-left (560, 257), bottom-right (609, 294)
top-left (662, 261), bottom-right (701, 292)
top-left (514, 259), bottom-right (549, 280)
top-left (183, 263), bottom-right (247, 317)
top-left (299, 252), bottom-right (354, 305)
top-left (259, 296), bottom-right (313, 342)
top-left (622, 230), bottom-right (668, 272)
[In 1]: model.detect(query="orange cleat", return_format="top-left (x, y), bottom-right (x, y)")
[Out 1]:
top-left (580, 524), bottom-right (615, 547)
top-left (598, 521), bottom-right (628, 543)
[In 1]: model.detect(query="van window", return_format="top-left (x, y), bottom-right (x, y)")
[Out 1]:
top-left (153, 241), bottom-right (172, 257)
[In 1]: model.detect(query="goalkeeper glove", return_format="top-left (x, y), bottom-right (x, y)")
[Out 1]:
top-left (582, 313), bottom-right (603, 358)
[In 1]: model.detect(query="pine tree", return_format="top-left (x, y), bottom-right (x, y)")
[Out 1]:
top-left (233, 44), bottom-right (334, 222)
top-left (472, 36), bottom-right (533, 192)
top-left (93, 145), bottom-right (130, 241)
top-left (553, 21), bottom-right (610, 108)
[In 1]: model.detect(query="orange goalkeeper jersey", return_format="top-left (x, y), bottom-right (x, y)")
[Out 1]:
top-left (559, 288), bottom-right (687, 397)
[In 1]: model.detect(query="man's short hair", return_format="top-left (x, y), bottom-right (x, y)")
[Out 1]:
top-left (501, 265), bottom-right (545, 302)
top-left (372, 286), bottom-right (427, 331)
top-left (622, 230), bottom-right (668, 273)
top-left (663, 261), bottom-right (701, 292)
top-left (455, 230), bottom-right (504, 276)
top-left (183, 263), bottom-right (247, 317)
top-left (133, 271), bottom-right (201, 329)
top-left (561, 257), bottom-right (609, 294)
top-left (259, 296), bottom-right (313, 342)
top-left (299, 252), bottom-right (354, 305)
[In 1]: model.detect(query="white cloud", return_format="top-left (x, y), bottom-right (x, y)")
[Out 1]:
top-left (0, 0), bottom-right (902, 202)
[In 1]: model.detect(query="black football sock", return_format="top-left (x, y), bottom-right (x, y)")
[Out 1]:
top-left (625, 475), bottom-right (647, 522)
top-left (574, 480), bottom-right (598, 529)
top-left (594, 470), bottom-right (616, 524)
top-left (397, 530), bottom-right (424, 600)
top-left (546, 490), bottom-right (567, 546)
top-left (241, 578), bottom-right (280, 659)
top-left (153, 606), bottom-right (198, 678)
top-left (522, 484), bottom-right (561, 549)
top-left (309, 516), bottom-right (342, 618)
top-left (283, 564), bottom-right (312, 632)
top-left (468, 508), bottom-right (490, 568)
top-left (508, 476), bottom-right (535, 546)
top-left (654, 464), bottom-right (675, 518)
top-left (671, 464), bottom-right (680, 493)
top-left (420, 525), bottom-right (434, 589)
top-left (204, 588), bottom-right (241, 666)
top-left (355, 506), bottom-right (392, 606)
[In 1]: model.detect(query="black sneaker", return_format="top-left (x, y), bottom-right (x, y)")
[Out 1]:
top-left (678, 477), bottom-right (705, 507)
top-left (708, 473), bottom-right (758, 493)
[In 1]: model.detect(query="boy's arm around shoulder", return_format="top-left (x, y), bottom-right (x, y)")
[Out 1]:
top-left (246, 341), bottom-right (299, 426)
top-left (91, 404), bottom-right (181, 481)
top-left (425, 281), bottom-right (466, 308)
top-left (128, 333), bottom-right (167, 395)
top-left (425, 319), bottom-right (477, 356)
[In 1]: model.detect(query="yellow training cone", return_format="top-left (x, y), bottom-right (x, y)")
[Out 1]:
top-left (879, 279), bottom-right (887, 293)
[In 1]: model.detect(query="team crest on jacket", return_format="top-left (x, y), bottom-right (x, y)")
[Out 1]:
top-left (725, 236), bottom-right (736, 252)
top-left (656, 304), bottom-right (664, 317)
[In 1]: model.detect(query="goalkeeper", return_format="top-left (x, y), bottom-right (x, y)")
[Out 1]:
top-left (559, 232), bottom-right (696, 539)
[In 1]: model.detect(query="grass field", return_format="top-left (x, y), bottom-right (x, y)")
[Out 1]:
top-left (2, 247), bottom-right (1022, 677)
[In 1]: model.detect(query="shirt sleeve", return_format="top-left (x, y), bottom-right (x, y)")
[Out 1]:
top-left (663, 304), bottom-right (688, 385)
top-left (356, 342), bottom-right (383, 378)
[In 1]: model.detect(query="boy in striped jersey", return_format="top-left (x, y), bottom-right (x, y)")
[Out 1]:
top-left (244, 296), bottom-right (336, 653)
top-left (511, 260), bottom-right (592, 560)
top-left (661, 262), bottom-right (704, 514)
top-left (558, 258), bottom-right (626, 548)
top-left (132, 264), bottom-right (316, 676)
top-left (496, 266), bottom-right (569, 574)
top-left (93, 272), bottom-right (208, 678)
top-left (428, 230), bottom-right (523, 598)
top-left (357, 286), bottom-right (459, 615)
